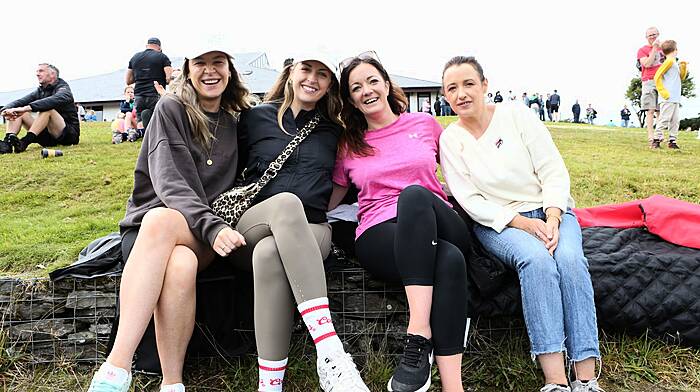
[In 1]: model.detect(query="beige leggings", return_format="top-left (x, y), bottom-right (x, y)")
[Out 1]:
top-left (229, 192), bottom-right (331, 360)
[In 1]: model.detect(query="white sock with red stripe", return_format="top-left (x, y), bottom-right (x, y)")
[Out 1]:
top-left (258, 358), bottom-right (287, 392)
top-left (298, 297), bottom-right (344, 357)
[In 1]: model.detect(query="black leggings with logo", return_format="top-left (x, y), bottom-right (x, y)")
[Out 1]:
top-left (355, 185), bottom-right (471, 356)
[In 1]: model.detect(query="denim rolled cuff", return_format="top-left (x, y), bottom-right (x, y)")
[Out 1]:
top-left (570, 347), bottom-right (601, 363)
top-left (530, 341), bottom-right (567, 361)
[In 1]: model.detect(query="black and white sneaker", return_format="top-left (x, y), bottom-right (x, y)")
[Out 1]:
top-left (0, 140), bottom-right (11, 154)
top-left (387, 334), bottom-right (434, 392)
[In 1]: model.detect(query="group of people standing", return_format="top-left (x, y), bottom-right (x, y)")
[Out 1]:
top-left (1, 43), bottom-right (600, 392)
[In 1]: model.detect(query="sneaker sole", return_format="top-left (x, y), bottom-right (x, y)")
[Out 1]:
top-left (386, 376), bottom-right (430, 392)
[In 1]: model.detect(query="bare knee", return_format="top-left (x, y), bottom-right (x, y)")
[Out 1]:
top-left (164, 245), bottom-right (199, 289)
top-left (141, 207), bottom-right (186, 240)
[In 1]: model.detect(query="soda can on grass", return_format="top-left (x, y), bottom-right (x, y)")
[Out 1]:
top-left (41, 148), bottom-right (63, 158)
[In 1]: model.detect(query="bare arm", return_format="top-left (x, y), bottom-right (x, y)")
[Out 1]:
top-left (328, 183), bottom-right (349, 211)
top-left (125, 69), bottom-right (135, 85)
top-left (164, 66), bottom-right (173, 84)
top-left (640, 44), bottom-right (660, 68)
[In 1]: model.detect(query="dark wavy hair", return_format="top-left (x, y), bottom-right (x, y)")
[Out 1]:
top-left (339, 58), bottom-right (408, 157)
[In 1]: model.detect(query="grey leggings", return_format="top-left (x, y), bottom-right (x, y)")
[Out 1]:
top-left (229, 192), bottom-right (331, 360)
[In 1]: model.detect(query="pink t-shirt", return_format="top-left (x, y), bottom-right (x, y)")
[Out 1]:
top-left (333, 112), bottom-right (449, 239)
top-left (637, 45), bottom-right (665, 81)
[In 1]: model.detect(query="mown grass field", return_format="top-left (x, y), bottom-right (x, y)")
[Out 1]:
top-left (1, 120), bottom-right (699, 391)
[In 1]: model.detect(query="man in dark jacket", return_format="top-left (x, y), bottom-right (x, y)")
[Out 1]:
top-left (572, 100), bottom-right (581, 123)
top-left (0, 63), bottom-right (80, 154)
top-left (126, 37), bottom-right (172, 138)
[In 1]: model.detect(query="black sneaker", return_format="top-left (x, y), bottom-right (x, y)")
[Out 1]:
top-left (668, 141), bottom-right (680, 149)
top-left (387, 334), bottom-right (434, 392)
top-left (14, 136), bottom-right (32, 153)
top-left (5, 133), bottom-right (20, 152)
top-left (0, 140), bottom-right (11, 154)
top-left (650, 139), bottom-right (661, 149)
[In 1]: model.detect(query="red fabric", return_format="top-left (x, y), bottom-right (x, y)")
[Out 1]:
top-left (574, 195), bottom-right (700, 249)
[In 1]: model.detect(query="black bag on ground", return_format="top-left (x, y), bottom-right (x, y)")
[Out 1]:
top-left (49, 232), bottom-right (124, 281)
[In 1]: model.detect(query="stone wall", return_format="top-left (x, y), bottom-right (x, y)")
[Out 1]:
top-left (0, 267), bottom-right (412, 364)
top-left (0, 276), bottom-right (118, 363)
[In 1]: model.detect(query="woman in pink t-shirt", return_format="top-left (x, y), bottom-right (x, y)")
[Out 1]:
top-left (331, 52), bottom-right (472, 392)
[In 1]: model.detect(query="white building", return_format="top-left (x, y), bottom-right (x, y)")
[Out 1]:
top-left (0, 53), bottom-right (441, 122)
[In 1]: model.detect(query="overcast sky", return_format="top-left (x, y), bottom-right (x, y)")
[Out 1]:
top-left (2, 0), bottom-right (697, 125)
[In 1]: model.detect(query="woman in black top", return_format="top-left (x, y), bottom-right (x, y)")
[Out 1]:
top-left (235, 54), bottom-right (368, 392)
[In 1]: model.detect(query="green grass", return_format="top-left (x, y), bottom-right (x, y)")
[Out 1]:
top-left (1, 120), bottom-right (700, 390)
top-left (2, 120), bottom-right (699, 275)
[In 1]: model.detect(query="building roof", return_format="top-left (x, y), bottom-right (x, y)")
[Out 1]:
top-left (0, 52), bottom-right (440, 106)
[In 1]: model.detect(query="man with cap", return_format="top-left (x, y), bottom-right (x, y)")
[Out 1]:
top-left (125, 37), bottom-right (172, 139)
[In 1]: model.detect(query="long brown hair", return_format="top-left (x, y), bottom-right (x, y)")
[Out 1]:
top-left (171, 55), bottom-right (251, 150)
top-left (339, 58), bottom-right (408, 157)
top-left (264, 61), bottom-right (342, 134)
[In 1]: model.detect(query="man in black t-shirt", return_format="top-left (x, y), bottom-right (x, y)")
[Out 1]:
top-left (126, 37), bottom-right (172, 138)
top-left (549, 89), bottom-right (561, 122)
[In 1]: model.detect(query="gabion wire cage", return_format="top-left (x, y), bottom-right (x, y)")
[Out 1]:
top-left (0, 267), bottom-right (523, 366)
top-left (0, 276), bottom-right (118, 364)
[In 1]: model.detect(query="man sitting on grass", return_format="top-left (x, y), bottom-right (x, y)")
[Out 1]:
top-left (0, 63), bottom-right (80, 154)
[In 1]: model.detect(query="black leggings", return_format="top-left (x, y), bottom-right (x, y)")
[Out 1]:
top-left (355, 185), bottom-right (471, 355)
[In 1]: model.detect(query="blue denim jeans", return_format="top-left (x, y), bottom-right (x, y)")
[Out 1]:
top-left (473, 208), bottom-right (600, 362)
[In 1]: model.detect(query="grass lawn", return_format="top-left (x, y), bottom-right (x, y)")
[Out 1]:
top-left (1, 119), bottom-right (700, 390)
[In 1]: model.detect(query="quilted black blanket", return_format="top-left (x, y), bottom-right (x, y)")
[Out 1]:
top-left (470, 226), bottom-right (700, 347)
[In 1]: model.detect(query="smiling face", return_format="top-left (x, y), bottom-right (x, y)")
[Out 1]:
top-left (442, 63), bottom-right (488, 119)
top-left (187, 51), bottom-right (231, 108)
top-left (290, 60), bottom-right (333, 110)
top-left (646, 27), bottom-right (659, 45)
top-left (347, 62), bottom-right (392, 118)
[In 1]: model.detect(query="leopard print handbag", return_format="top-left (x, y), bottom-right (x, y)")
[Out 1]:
top-left (211, 113), bottom-right (320, 227)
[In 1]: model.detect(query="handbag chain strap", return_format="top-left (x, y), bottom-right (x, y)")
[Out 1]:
top-left (255, 113), bottom-right (321, 188)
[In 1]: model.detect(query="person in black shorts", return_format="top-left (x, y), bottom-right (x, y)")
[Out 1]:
top-left (125, 37), bottom-right (172, 138)
top-left (550, 89), bottom-right (561, 122)
top-left (0, 63), bottom-right (80, 154)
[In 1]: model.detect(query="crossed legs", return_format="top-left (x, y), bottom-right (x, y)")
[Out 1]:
top-left (107, 208), bottom-right (216, 385)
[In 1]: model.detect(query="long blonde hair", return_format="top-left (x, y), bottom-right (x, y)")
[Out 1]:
top-left (171, 56), bottom-right (251, 150)
top-left (264, 62), bottom-right (342, 134)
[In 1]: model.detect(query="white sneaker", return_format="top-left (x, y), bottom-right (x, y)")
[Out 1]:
top-left (317, 349), bottom-right (370, 392)
top-left (87, 362), bottom-right (132, 392)
top-left (571, 378), bottom-right (605, 392)
top-left (540, 384), bottom-right (571, 392)
top-left (161, 383), bottom-right (185, 392)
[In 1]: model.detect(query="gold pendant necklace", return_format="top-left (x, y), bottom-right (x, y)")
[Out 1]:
top-left (206, 110), bottom-right (222, 166)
